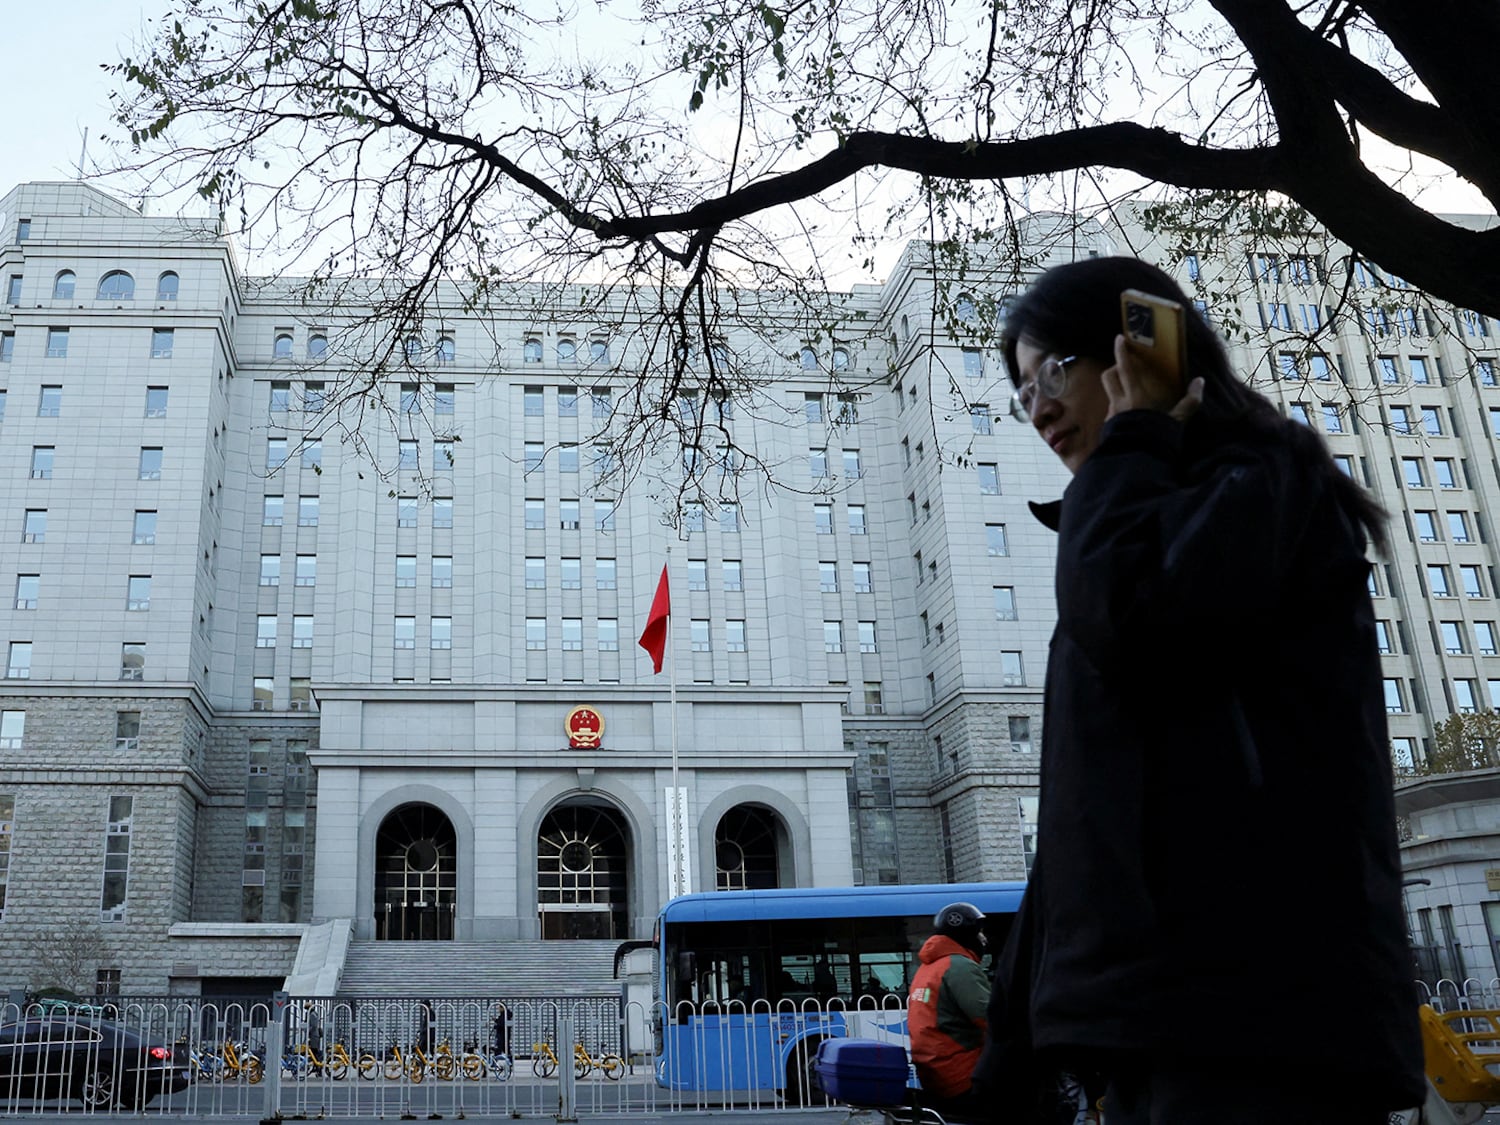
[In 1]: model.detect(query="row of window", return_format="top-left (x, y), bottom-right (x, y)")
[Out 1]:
top-left (524, 617), bottom-right (746, 653)
top-left (0, 383), bottom-right (171, 416)
top-left (1410, 509), bottom-right (1482, 545)
top-left (0, 327), bottom-right (179, 361)
top-left (1424, 564), bottom-right (1493, 600)
top-left (1435, 620), bottom-right (1500, 656)
top-left (8, 270), bottom-right (179, 305)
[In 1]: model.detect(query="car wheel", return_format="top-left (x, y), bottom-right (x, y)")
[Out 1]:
top-left (784, 1040), bottom-right (826, 1107)
top-left (77, 1065), bottom-right (117, 1109)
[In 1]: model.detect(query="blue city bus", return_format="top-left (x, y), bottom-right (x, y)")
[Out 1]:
top-left (649, 882), bottom-right (1026, 1100)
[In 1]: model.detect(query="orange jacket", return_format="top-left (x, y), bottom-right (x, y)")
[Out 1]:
top-left (908, 934), bottom-right (989, 1097)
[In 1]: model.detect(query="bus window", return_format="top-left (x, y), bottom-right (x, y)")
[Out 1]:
top-left (856, 952), bottom-right (911, 999)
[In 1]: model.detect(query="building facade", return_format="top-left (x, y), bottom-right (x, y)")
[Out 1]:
top-left (0, 181), bottom-right (1497, 995)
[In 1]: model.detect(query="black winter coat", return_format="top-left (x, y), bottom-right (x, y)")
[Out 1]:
top-left (975, 408), bottom-right (1424, 1108)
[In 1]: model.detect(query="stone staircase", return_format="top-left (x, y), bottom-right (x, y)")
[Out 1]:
top-left (335, 940), bottom-right (622, 999)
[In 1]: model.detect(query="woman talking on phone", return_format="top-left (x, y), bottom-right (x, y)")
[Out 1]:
top-left (971, 257), bottom-right (1424, 1123)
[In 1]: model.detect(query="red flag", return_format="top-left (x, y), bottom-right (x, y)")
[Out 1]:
top-left (638, 565), bottom-right (671, 673)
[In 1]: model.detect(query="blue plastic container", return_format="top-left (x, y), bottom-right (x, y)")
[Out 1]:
top-left (813, 1037), bottom-right (910, 1105)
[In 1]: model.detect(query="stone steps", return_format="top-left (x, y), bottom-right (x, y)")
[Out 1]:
top-left (336, 939), bottom-right (621, 998)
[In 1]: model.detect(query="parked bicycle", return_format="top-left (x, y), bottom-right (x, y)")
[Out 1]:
top-left (220, 1040), bottom-right (263, 1084)
top-left (458, 1046), bottom-right (512, 1081)
top-left (531, 1041), bottom-right (623, 1080)
top-left (293, 1039), bottom-right (358, 1080)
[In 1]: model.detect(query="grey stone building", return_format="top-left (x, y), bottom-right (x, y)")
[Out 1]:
top-left (0, 179), bottom-right (1497, 996)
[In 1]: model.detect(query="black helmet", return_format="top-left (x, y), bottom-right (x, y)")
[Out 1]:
top-left (934, 901), bottom-right (987, 955)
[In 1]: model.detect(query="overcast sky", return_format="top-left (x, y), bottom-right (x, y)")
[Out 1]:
top-left (4, 2), bottom-right (156, 189)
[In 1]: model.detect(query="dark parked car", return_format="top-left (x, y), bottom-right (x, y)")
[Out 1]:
top-left (0, 1012), bottom-right (190, 1109)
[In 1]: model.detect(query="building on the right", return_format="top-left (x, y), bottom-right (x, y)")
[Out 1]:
top-left (1105, 202), bottom-right (1500, 991)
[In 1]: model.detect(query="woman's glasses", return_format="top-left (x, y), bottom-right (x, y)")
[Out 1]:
top-left (1009, 355), bottom-right (1080, 422)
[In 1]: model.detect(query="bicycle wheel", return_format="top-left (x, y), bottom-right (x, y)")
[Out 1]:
top-left (435, 1056), bottom-right (456, 1081)
top-left (491, 1054), bottom-right (513, 1081)
top-left (574, 1054), bottom-right (590, 1080)
top-left (357, 1056), bottom-right (380, 1081)
top-left (407, 1060), bottom-right (424, 1084)
top-left (245, 1057), bottom-right (264, 1085)
top-left (384, 1057), bottom-right (405, 1081)
top-left (330, 1059), bottom-right (348, 1081)
top-left (599, 1055), bottom-right (624, 1081)
top-left (461, 1056), bottom-right (485, 1081)
top-left (533, 1054), bottom-right (556, 1079)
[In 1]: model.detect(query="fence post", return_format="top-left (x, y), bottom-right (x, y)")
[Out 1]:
top-left (263, 992), bottom-right (286, 1123)
top-left (556, 1010), bottom-right (577, 1122)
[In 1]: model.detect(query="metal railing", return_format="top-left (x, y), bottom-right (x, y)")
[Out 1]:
top-left (0, 993), bottom-right (915, 1117)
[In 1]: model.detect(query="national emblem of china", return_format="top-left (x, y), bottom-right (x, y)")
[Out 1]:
top-left (565, 706), bottom-right (604, 749)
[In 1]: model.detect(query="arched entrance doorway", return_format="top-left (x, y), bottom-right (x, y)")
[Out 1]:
top-left (714, 804), bottom-right (783, 891)
top-left (537, 800), bottom-right (630, 939)
top-left (374, 803), bottom-right (457, 940)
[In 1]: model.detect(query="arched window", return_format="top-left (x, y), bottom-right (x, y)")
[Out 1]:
top-left (900, 314), bottom-right (910, 342)
top-left (523, 338), bottom-right (543, 363)
top-left (799, 346), bottom-right (818, 370)
top-left (97, 271), bottom-right (135, 300)
top-left (273, 333), bottom-right (293, 359)
top-left (404, 336), bottom-right (422, 359)
top-left (557, 339), bottom-right (577, 363)
top-left (435, 337), bottom-right (455, 363)
top-left (156, 272), bottom-right (179, 301)
top-left (832, 346), bottom-right (850, 371)
top-left (589, 339), bottom-right (609, 363)
top-left (956, 292), bottom-right (977, 323)
top-left (52, 271), bottom-right (75, 300)
top-left (307, 334), bottom-right (328, 359)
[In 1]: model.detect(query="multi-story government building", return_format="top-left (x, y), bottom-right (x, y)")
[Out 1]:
top-left (0, 180), bottom-right (1496, 998)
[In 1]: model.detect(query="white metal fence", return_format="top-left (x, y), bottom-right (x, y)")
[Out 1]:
top-left (0, 994), bottom-right (914, 1118)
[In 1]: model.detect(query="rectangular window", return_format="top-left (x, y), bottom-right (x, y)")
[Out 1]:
top-left (719, 502), bottom-right (739, 532)
top-left (38, 386), bottom-right (61, 417)
top-left (1462, 564), bottom-right (1485, 598)
top-left (0, 333), bottom-right (10, 362)
top-left (1310, 354), bottom-right (1333, 381)
top-left (848, 505), bottom-right (868, 535)
top-left (994, 586), bottom-right (1018, 620)
top-left (524, 441), bottom-right (544, 473)
top-left (557, 557), bottom-right (580, 589)
top-left (1322, 404), bottom-right (1343, 434)
top-left (298, 496), bottom-right (319, 526)
top-left (45, 328), bottom-right (69, 359)
top-left (1009, 716), bottom-right (1033, 753)
top-left (131, 510), bottom-right (156, 544)
top-left (295, 555), bottom-right (316, 586)
top-left (594, 500), bottom-right (615, 532)
top-left (1449, 512), bottom-right (1473, 544)
top-left (256, 615), bottom-right (277, 647)
top-left (396, 556), bottom-right (418, 587)
top-left (1374, 621), bottom-right (1394, 655)
top-left (397, 496), bottom-right (418, 527)
top-left (14, 575), bottom-right (37, 611)
top-left (292, 616), bottom-right (313, 648)
top-left (723, 559), bottom-right (743, 592)
top-left (819, 561), bottom-right (838, 593)
top-left (301, 440), bottom-right (322, 470)
top-left (145, 386), bottom-right (169, 418)
top-left (266, 438), bottom-right (287, 472)
top-left (260, 555), bottom-right (281, 586)
top-left (524, 498), bottom-right (544, 529)
top-left (842, 448), bottom-right (863, 478)
top-left (29, 447), bottom-right (53, 480)
top-left (1380, 356), bottom-right (1400, 384)
top-left (252, 677), bottom-right (274, 710)
top-left (6, 642), bottom-right (31, 680)
top-left (559, 499), bottom-right (579, 530)
top-left (432, 556), bottom-right (453, 588)
top-left (598, 619), bottom-right (619, 651)
top-left (1001, 650), bottom-right (1025, 686)
top-left (853, 561), bottom-right (872, 593)
top-left (814, 504), bottom-right (833, 534)
top-left (824, 621), bottom-right (843, 653)
top-left (688, 559), bottom-right (708, 591)
top-left (139, 447), bottom-right (162, 480)
top-left (1441, 621), bottom-right (1466, 654)
top-left (986, 523), bottom-right (1009, 556)
top-left (1403, 458), bottom-right (1427, 487)
top-left (21, 510), bottom-right (45, 543)
top-left (434, 498), bottom-right (453, 529)
top-left (431, 617), bottom-right (453, 650)
top-left (0, 710), bottom-right (23, 749)
top-left (1383, 678), bottom-right (1405, 713)
top-left (1422, 406), bottom-right (1443, 436)
top-left (804, 393), bottom-right (823, 423)
top-left (526, 618), bottom-right (546, 650)
top-left (1435, 459), bottom-right (1458, 489)
top-left (101, 796), bottom-right (133, 919)
top-left (1414, 511), bottom-right (1439, 542)
top-left (690, 619), bottom-right (710, 652)
top-left (263, 495), bottom-right (284, 526)
top-left (596, 558), bottom-right (617, 589)
top-left (962, 349), bottom-right (984, 379)
top-left (978, 463), bottom-right (1000, 494)
top-left (592, 387), bottom-right (613, 418)
top-left (1018, 796), bottom-right (1039, 876)
top-left (121, 642), bottom-right (144, 681)
top-left (1478, 622), bottom-right (1498, 656)
top-left (126, 575), bottom-right (151, 611)
top-left (1428, 564), bottom-right (1452, 597)
top-left (435, 384), bottom-right (455, 414)
top-left (393, 617), bottom-right (416, 649)
top-left (726, 619), bottom-right (746, 652)
top-left (4, 277), bottom-right (18, 305)
top-left (524, 386), bottom-right (544, 416)
top-left (858, 621), bottom-right (878, 653)
top-left (434, 440), bottom-right (454, 472)
top-left (400, 383), bottom-right (419, 413)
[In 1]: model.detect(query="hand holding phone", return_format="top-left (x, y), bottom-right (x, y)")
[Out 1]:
top-left (1119, 289), bottom-right (1186, 390)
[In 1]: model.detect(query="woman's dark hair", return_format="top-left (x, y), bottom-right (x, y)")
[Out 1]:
top-left (1000, 255), bottom-right (1388, 555)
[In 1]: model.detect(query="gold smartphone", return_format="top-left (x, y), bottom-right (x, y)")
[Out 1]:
top-left (1120, 288), bottom-right (1186, 387)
